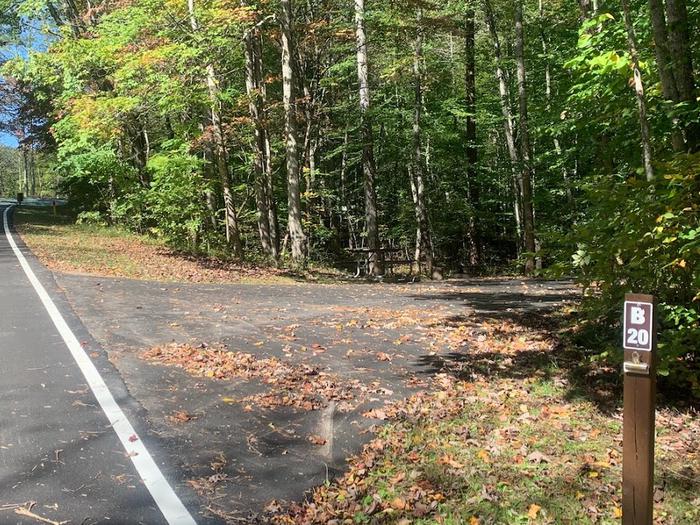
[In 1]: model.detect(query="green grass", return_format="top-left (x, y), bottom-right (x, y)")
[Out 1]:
top-left (12, 205), bottom-right (339, 284)
top-left (271, 375), bottom-right (700, 524)
top-left (13, 205), bottom-right (167, 277)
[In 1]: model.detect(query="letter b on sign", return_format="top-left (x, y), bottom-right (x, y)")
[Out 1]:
top-left (624, 301), bottom-right (653, 352)
top-left (631, 307), bottom-right (646, 325)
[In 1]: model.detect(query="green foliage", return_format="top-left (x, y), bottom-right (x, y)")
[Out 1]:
top-left (572, 156), bottom-right (700, 393)
top-left (0, 145), bottom-right (19, 195)
top-left (57, 145), bottom-right (135, 215)
top-left (76, 210), bottom-right (108, 226)
top-left (146, 150), bottom-right (209, 251)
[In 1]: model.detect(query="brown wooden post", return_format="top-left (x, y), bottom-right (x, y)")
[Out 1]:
top-left (622, 293), bottom-right (657, 525)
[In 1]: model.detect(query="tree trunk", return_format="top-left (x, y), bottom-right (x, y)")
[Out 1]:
top-left (647, 0), bottom-right (684, 151)
top-left (411, 8), bottom-right (433, 276)
top-left (484, 0), bottom-right (523, 253)
top-left (540, 0), bottom-right (574, 209)
top-left (515, 0), bottom-right (536, 273)
top-left (578, 0), bottom-right (592, 19)
top-left (355, 0), bottom-right (383, 276)
top-left (256, 31), bottom-right (280, 259)
top-left (63, 0), bottom-right (86, 36)
top-left (263, 124), bottom-right (280, 257)
top-left (252, 26), bottom-right (280, 256)
top-left (188, 0), bottom-right (243, 257)
top-left (211, 86), bottom-right (243, 257)
top-left (21, 145), bottom-right (29, 196)
top-left (464, 7), bottom-right (481, 269)
top-left (665, 0), bottom-right (700, 151)
top-left (245, 28), bottom-right (274, 259)
top-left (30, 148), bottom-right (36, 196)
top-left (621, 0), bottom-right (655, 181)
top-left (280, 0), bottom-right (306, 262)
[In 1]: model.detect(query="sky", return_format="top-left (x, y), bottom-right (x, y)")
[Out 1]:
top-left (0, 132), bottom-right (18, 147)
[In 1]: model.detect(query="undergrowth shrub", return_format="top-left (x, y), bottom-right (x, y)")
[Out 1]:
top-left (571, 154), bottom-right (700, 396)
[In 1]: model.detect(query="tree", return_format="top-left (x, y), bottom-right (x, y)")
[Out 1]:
top-left (410, 6), bottom-right (433, 275)
top-left (464, 4), bottom-right (480, 269)
top-left (280, 0), bottom-right (306, 263)
top-left (355, 0), bottom-right (382, 276)
top-left (664, 0), bottom-right (699, 152)
top-left (483, 0), bottom-right (523, 255)
top-left (514, 0), bottom-right (536, 273)
top-left (621, 0), bottom-right (655, 181)
top-left (245, 23), bottom-right (279, 260)
top-left (187, 0), bottom-right (243, 257)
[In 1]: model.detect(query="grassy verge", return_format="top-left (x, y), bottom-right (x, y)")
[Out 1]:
top-left (266, 321), bottom-right (700, 524)
top-left (12, 205), bottom-right (296, 283)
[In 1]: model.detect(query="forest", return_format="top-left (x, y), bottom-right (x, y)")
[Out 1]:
top-left (0, 1), bottom-right (699, 387)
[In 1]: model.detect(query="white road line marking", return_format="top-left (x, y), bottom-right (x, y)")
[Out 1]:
top-left (3, 206), bottom-right (197, 525)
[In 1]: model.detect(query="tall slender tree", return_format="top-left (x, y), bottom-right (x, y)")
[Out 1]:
top-left (514, 0), bottom-right (536, 273)
top-left (483, 0), bottom-right (522, 251)
top-left (188, 0), bottom-right (243, 257)
top-left (245, 25), bottom-right (278, 260)
top-left (280, 0), bottom-right (306, 262)
top-left (411, 7), bottom-right (433, 275)
top-left (464, 4), bottom-right (480, 269)
top-left (665, 0), bottom-right (699, 152)
top-left (355, 0), bottom-right (383, 276)
top-left (621, 0), bottom-right (655, 181)
top-left (647, 0), bottom-right (684, 151)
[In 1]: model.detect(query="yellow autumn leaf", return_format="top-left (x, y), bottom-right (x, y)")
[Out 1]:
top-left (390, 496), bottom-right (407, 510)
top-left (477, 449), bottom-right (490, 462)
top-left (527, 503), bottom-right (541, 519)
top-left (613, 506), bottom-right (623, 518)
top-left (469, 517), bottom-right (481, 525)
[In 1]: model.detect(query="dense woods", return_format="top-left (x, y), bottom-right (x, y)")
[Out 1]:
top-left (1, 1), bottom-right (699, 387)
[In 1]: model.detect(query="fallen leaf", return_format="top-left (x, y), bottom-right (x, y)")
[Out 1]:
top-left (439, 454), bottom-right (464, 469)
top-left (308, 435), bottom-right (327, 446)
top-left (390, 497), bottom-right (406, 510)
top-left (526, 451), bottom-right (549, 464)
top-left (527, 503), bottom-right (541, 519)
top-left (167, 410), bottom-right (194, 423)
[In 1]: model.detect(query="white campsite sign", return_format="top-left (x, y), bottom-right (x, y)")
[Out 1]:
top-left (623, 300), bottom-right (654, 352)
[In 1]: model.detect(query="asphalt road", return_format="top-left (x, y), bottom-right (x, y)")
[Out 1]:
top-left (0, 204), bottom-right (198, 524)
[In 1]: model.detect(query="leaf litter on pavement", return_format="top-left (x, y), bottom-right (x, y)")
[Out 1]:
top-left (142, 344), bottom-right (365, 412)
top-left (139, 297), bottom-right (700, 523)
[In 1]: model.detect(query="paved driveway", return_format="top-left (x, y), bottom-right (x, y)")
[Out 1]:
top-left (54, 268), bottom-right (577, 521)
